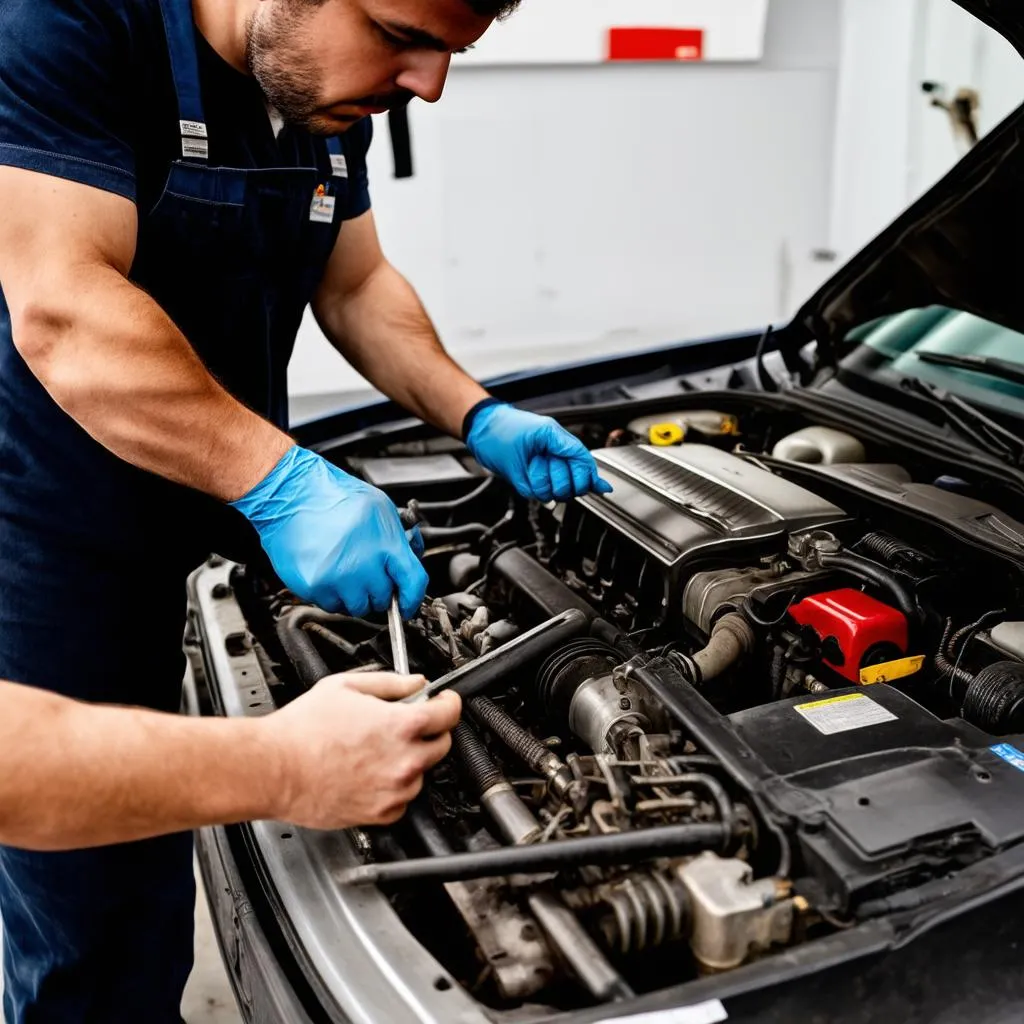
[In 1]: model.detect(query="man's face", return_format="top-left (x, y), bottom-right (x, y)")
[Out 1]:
top-left (246, 0), bottom-right (493, 134)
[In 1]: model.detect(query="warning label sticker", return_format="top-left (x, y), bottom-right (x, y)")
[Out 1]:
top-left (794, 692), bottom-right (897, 736)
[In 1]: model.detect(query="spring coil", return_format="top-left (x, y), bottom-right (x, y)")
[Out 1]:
top-left (451, 721), bottom-right (505, 793)
top-left (469, 697), bottom-right (552, 773)
top-left (593, 870), bottom-right (691, 956)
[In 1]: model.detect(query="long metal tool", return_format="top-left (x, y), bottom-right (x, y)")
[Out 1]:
top-left (388, 595), bottom-right (410, 676)
top-left (402, 608), bottom-right (588, 704)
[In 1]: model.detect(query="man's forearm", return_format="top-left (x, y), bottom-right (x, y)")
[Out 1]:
top-left (314, 260), bottom-right (488, 438)
top-left (12, 262), bottom-right (291, 501)
top-left (0, 680), bottom-right (283, 851)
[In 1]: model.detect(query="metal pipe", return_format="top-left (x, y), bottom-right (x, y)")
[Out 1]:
top-left (452, 721), bottom-right (541, 845)
top-left (527, 892), bottom-right (634, 1002)
top-left (302, 622), bottom-right (358, 657)
top-left (406, 608), bottom-right (589, 703)
top-left (451, 714), bottom-right (630, 1001)
top-left (337, 823), bottom-right (732, 886)
top-left (405, 800), bottom-right (453, 857)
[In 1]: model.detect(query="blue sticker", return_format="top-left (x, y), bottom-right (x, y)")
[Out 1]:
top-left (990, 743), bottom-right (1024, 772)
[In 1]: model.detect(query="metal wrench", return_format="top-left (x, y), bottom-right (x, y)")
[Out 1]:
top-left (387, 595), bottom-right (410, 676)
top-left (387, 502), bottom-right (422, 677)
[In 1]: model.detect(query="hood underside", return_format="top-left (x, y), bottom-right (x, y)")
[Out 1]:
top-left (784, 1), bottom-right (1024, 371)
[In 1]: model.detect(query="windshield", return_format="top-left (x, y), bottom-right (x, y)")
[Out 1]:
top-left (838, 306), bottom-right (1024, 415)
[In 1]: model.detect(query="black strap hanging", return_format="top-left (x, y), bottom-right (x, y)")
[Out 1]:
top-left (387, 105), bottom-right (414, 179)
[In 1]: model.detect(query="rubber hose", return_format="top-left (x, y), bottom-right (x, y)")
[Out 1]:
top-left (962, 662), bottom-right (1024, 733)
top-left (420, 523), bottom-right (490, 545)
top-left (275, 606), bottom-right (342, 687)
top-left (413, 476), bottom-right (496, 514)
top-left (817, 551), bottom-right (920, 624)
top-left (857, 532), bottom-right (932, 576)
top-left (452, 721), bottom-right (505, 793)
top-left (692, 613), bottom-right (755, 683)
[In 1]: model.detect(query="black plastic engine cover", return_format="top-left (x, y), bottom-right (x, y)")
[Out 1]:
top-left (558, 445), bottom-right (845, 626)
top-left (730, 686), bottom-right (1024, 909)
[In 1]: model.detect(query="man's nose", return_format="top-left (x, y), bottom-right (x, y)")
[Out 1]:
top-left (395, 52), bottom-right (451, 104)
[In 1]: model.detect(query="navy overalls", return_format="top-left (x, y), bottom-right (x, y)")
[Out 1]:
top-left (0, 0), bottom-right (361, 1017)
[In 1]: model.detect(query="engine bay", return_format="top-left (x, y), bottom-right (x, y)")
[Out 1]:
top-left (213, 398), bottom-right (1024, 1015)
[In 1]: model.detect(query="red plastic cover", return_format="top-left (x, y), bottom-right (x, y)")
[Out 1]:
top-left (790, 588), bottom-right (908, 683)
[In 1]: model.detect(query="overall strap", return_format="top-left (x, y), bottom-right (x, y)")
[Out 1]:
top-left (157, 0), bottom-right (209, 162)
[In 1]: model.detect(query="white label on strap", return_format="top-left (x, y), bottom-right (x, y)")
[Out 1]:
top-left (181, 136), bottom-right (209, 159)
top-left (595, 1000), bottom-right (728, 1024)
top-left (309, 193), bottom-right (336, 223)
top-left (179, 119), bottom-right (209, 139)
top-left (330, 153), bottom-right (349, 178)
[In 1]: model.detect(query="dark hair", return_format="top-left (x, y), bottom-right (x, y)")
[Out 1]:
top-left (464, 0), bottom-right (522, 17)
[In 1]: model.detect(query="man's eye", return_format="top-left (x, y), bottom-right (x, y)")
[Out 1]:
top-left (377, 24), bottom-right (409, 49)
top-left (454, 44), bottom-right (476, 55)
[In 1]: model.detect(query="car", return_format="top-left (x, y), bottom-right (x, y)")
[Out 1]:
top-left (184, 3), bottom-right (1024, 1021)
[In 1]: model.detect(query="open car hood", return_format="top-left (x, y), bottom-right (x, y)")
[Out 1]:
top-left (781, 0), bottom-right (1024, 372)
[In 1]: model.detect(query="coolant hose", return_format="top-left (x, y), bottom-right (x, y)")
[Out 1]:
top-left (275, 606), bottom-right (350, 687)
top-left (816, 551), bottom-right (920, 625)
top-left (691, 613), bottom-right (756, 684)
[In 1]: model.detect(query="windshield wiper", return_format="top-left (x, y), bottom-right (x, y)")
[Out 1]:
top-left (899, 376), bottom-right (1024, 466)
top-left (916, 350), bottom-right (1024, 388)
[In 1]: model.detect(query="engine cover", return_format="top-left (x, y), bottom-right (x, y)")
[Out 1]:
top-left (558, 445), bottom-right (844, 625)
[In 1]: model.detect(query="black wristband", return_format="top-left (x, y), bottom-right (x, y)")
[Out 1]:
top-left (461, 397), bottom-right (504, 442)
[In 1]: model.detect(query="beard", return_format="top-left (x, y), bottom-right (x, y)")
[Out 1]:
top-left (246, 7), bottom-right (328, 133)
top-left (245, 8), bottom-right (414, 136)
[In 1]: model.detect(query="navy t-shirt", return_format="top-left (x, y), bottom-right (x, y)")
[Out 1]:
top-left (0, 0), bottom-right (372, 220)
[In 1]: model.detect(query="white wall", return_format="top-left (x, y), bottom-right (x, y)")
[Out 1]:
top-left (288, 0), bottom-right (842, 397)
top-left (287, 0), bottom-right (1024, 401)
top-left (827, 0), bottom-right (1024, 260)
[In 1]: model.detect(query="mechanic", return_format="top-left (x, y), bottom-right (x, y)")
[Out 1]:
top-left (0, 673), bottom-right (460, 849)
top-left (0, 0), bottom-right (611, 1018)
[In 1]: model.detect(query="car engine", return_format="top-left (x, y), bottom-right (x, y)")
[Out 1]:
top-left (216, 406), bottom-right (1024, 1013)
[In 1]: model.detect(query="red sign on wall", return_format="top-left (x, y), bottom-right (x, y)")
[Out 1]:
top-left (606, 27), bottom-right (705, 62)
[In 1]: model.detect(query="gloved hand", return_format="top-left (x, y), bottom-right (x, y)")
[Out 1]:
top-left (465, 401), bottom-right (613, 502)
top-left (231, 446), bottom-right (428, 619)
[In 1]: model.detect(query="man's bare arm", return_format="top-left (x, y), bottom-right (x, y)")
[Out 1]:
top-left (0, 675), bottom-right (461, 851)
top-left (0, 167), bottom-right (290, 501)
top-left (312, 211), bottom-right (488, 439)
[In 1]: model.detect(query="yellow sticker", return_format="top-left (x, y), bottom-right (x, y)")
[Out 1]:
top-left (797, 692), bottom-right (867, 711)
top-left (859, 655), bottom-right (925, 685)
top-left (649, 423), bottom-right (685, 446)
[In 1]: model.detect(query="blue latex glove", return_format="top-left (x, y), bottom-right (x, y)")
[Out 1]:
top-left (465, 402), bottom-right (613, 502)
top-left (231, 446), bottom-right (428, 619)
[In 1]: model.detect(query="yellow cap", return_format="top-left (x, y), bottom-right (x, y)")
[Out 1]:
top-left (648, 423), bottom-right (686, 446)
